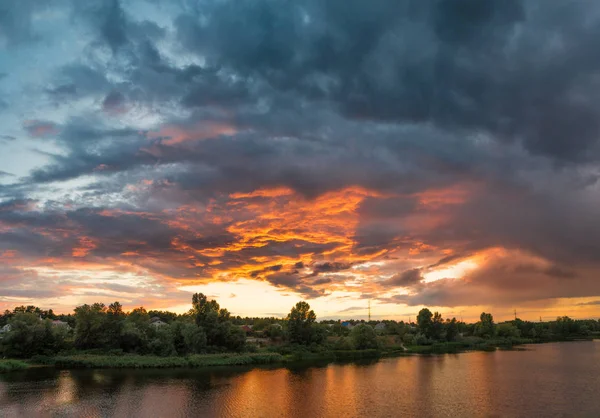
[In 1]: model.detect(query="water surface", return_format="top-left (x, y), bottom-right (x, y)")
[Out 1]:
top-left (1, 341), bottom-right (599, 417)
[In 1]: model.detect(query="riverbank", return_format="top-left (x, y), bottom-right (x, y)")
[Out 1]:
top-left (0, 360), bottom-right (29, 373)
top-left (30, 352), bottom-right (285, 369)
top-left (26, 349), bottom-right (384, 369)
top-left (5, 339), bottom-right (595, 372)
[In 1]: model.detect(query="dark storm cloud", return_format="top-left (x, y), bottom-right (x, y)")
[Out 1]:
top-left (72, 0), bottom-right (128, 52)
top-left (27, 123), bottom-right (149, 183)
top-left (311, 262), bottom-right (352, 275)
top-left (434, 185), bottom-right (600, 267)
top-left (427, 254), bottom-right (470, 269)
top-left (174, 0), bottom-right (600, 162)
top-left (385, 248), bottom-right (600, 308)
top-left (265, 271), bottom-right (325, 298)
top-left (382, 269), bottom-right (424, 288)
top-left (47, 64), bottom-right (110, 103)
top-left (102, 91), bottom-right (126, 114)
top-left (311, 277), bottom-right (332, 286)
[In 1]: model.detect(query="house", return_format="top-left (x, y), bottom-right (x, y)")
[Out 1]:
top-left (245, 336), bottom-right (270, 347)
top-left (241, 325), bottom-right (253, 333)
top-left (150, 317), bottom-right (167, 328)
top-left (51, 320), bottom-right (70, 329)
top-left (374, 323), bottom-right (386, 332)
top-left (341, 322), bottom-right (354, 330)
top-left (0, 324), bottom-right (11, 334)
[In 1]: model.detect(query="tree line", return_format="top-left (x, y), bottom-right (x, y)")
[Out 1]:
top-left (1, 297), bottom-right (599, 359)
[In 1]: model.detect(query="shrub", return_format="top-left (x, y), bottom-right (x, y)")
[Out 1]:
top-left (350, 324), bottom-right (379, 350)
top-left (0, 360), bottom-right (29, 373)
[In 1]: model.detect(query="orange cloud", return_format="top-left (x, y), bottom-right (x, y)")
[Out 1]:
top-left (148, 121), bottom-right (237, 145)
top-left (414, 182), bottom-right (479, 209)
top-left (72, 237), bottom-right (98, 258)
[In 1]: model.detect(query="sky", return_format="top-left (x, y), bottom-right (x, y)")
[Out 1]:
top-left (1, 0), bottom-right (600, 322)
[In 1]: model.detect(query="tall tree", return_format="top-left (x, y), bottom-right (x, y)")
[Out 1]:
top-left (431, 312), bottom-right (444, 340)
top-left (445, 318), bottom-right (459, 341)
top-left (476, 312), bottom-right (495, 338)
top-left (417, 308), bottom-right (433, 338)
top-left (190, 293), bottom-right (242, 350)
top-left (74, 303), bottom-right (108, 349)
top-left (287, 301), bottom-right (316, 345)
top-left (106, 302), bottom-right (125, 348)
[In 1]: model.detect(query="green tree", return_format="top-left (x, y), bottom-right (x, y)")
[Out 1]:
top-left (551, 316), bottom-right (579, 339)
top-left (266, 324), bottom-right (284, 340)
top-left (190, 293), bottom-right (243, 351)
top-left (147, 310), bottom-right (178, 323)
top-left (106, 302), bottom-right (125, 348)
top-left (417, 308), bottom-right (433, 338)
top-left (310, 323), bottom-right (328, 345)
top-left (350, 324), bottom-right (379, 349)
top-left (287, 301), bottom-right (317, 345)
top-left (0, 309), bottom-right (12, 327)
top-left (0, 313), bottom-right (66, 358)
top-left (431, 312), bottom-right (444, 340)
top-left (74, 303), bottom-right (108, 349)
top-left (497, 323), bottom-right (521, 338)
top-left (128, 307), bottom-right (150, 326)
top-left (445, 318), bottom-right (459, 341)
top-left (475, 312), bottom-right (495, 338)
top-left (170, 321), bottom-right (189, 355)
top-left (223, 326), bottom-right (246, 351)
top-left (331, 322), bottom-right (350, 337)
top-left (192, 293), bottom-right (220, 324)
top-left (334, 337), bottom-right (355, 350)
top-left (148, 326), bottom-right (176, 356)
top-left (181, 323), bottom-right (208, 353)
top-left (120, 321), bottom-right (148, 353)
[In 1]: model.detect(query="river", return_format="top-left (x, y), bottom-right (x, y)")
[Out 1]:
top-left (1, 341), bottom-right (599, 417)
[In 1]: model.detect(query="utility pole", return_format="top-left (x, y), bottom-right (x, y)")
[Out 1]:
top-left (368, 300), bottom-right (371, 322)
top-left (514, 309), bottom-right (517, 320)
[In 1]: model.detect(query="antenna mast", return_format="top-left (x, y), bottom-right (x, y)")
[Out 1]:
top-left (368, 300), bottom-right (371, 322)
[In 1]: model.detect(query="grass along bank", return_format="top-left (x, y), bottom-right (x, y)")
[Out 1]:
top-left (0, 359), bottom-right (29, 373)
top-left (31, 352), bottom-right (285, 369)
top-left (25, 341), bottom-right (530, 370)
top-left (30, 350), bottom-right (385, 369)
top-left (10, 338), bottom-right (582, 372)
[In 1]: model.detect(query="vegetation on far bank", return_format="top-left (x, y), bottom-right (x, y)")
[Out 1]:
top-left (1, 294), bottom-right (598, 371)
top-left (32, 352), bottom-right (284, 369)
top-left (0, 359), bottom-right (29, 373)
